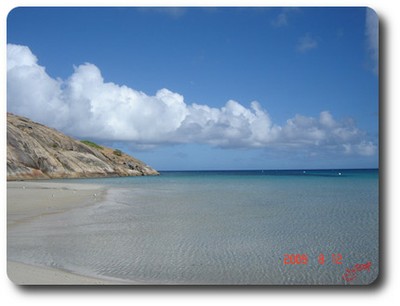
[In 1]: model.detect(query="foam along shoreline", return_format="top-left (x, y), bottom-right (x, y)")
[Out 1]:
top-left (7, 180), bottom-right (122, 284)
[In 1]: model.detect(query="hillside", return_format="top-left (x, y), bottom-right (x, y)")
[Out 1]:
top-left (7, 113), bottom-right (159, 180)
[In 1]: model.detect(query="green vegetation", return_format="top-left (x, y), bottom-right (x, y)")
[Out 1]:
top-left (113, 149), bottom-right (123, 156)
top-left (81, 140), bottom-right (103, 150)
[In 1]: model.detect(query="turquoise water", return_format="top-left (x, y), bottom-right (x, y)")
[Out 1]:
top-left (8, 169), bottom-right (379, 284)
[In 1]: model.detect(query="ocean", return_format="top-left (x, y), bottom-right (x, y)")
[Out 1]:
top-left (8, 169), bottom-right (379, 285)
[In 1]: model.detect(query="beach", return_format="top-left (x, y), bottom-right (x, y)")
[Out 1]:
top-left (7, 261), bottom-right (117, 285)
top-left (7, 181), bottom-right (121, 285)
top-left (7, 181), bottom-right (107, 226)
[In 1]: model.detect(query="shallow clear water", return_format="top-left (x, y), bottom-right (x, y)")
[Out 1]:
top-left (8, 169), bottom-right (379, 284)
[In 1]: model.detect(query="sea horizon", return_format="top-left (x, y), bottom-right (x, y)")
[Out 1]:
top-left (156, 168), bottom-right (378, 173)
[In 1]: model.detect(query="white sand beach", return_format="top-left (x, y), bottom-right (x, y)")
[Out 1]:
top-left (7, 261), bottom-right (118, 285)
top-left (7, 181), bottom-right (122, 285)
top-left (7, 181), bottom-right (106, 226)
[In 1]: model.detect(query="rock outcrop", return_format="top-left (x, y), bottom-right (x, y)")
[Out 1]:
top-left (7, 113), bottom-right (159, 180)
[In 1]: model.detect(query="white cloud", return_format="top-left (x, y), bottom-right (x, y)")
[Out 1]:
top-left (296, 33), bottom-right (318, 53)
top-left (343, 141), bottom-right (377, 156)
top-left (356, 141), bottom-right (377, 156)
top-left (319, 111), bottom-right (336, 128)
top-left (7, 44), bottom-right (376, 157)
top-left (7, 44), bottom-right (68, 128)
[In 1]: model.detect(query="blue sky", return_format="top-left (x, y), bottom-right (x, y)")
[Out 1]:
top-left (7, 7), bottom-right (379, 170)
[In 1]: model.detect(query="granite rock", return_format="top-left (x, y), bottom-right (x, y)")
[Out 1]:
top-left (7, 113), bottom-right (159, 180)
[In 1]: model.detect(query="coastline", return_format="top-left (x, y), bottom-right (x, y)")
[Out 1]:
top-left (7, 261), bottom-right (121, 285)
top-left (7, 180), bottom-right (123, 285)
top-left (7, 181), bottom-right (107, 226)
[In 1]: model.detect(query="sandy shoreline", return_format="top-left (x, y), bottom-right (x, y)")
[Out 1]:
top-left (7, 181), bottom-right (107, 226)
top-left (7, 261), bottom-right (121, 285)
top-left (7, 180), bottom-right (124, 285)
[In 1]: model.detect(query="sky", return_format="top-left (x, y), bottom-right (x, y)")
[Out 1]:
top-left (6, 7), bottom-right (379, 170)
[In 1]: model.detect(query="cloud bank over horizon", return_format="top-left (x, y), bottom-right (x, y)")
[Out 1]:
top-left (7, 44), bottom-right (376, 157)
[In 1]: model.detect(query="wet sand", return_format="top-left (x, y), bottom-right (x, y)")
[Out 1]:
top-left (7, 181), bottom-right (106, 226)
top-left (7, 181), bottom-right (122, 285)
top-left (7, 261), bottom-right (119, 285)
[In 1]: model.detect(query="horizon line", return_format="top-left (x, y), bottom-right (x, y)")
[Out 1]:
top-left (157, 168), bottom-right (379, 172)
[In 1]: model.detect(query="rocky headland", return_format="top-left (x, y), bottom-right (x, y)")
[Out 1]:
top-left (7, 113), bottom-right (159, 180)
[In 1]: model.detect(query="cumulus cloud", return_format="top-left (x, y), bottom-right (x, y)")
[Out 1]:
top-left (7, 44), bottom-right (68, 128)
top-left (7, 44), bottom-right (376, 156)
